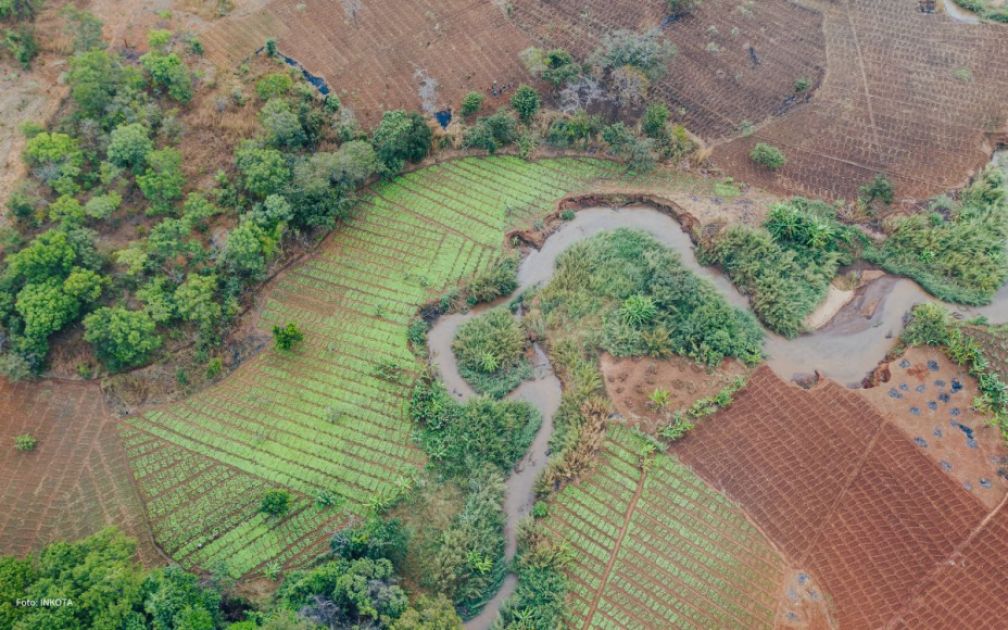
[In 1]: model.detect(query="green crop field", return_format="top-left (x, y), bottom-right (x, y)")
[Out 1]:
top-left (119, 157), bottom-right (624, 578)
top-left (541, 426), bottom-right (785, 629)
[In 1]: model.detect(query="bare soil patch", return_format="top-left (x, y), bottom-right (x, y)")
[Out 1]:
top-left (600, 352), bottom-right (749, 433)
top-left (860, 345), bottom-right (1008, 510)
top-left (0, 378), bottom-right (158, 563)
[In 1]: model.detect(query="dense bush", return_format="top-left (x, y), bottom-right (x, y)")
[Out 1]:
top-left (701, 198), bottom-right (859, 337)
top-left (539, 229), bottom-right (763, 364)
top-left (411, 379), bottom-right (541, 478)
top-left (492, 529), bottom-right (570, 630)
top-left (0, 529), bottom-right (221, 630)
top-left (462, 111), bottom-right (518, 154)
top-left (425, 470), bottom-right (506, 618)
top-left (453, 307), bottom-right (531, 398)
top-left (460, 91), bottom-right (484, 118)
top-left (866, 166), bottom-right (1007, 305)
top-left (331, 516), bottom-right (409, 568)
top-left (540, 49), bottom-right (579, 87)
top-left (546, 110), bottom-right (601, 148)
top-left (463, 255), bottom-right (518, 305)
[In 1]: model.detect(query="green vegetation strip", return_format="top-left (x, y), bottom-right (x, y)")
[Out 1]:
top-left (122, 157), bottom-right (622, 578)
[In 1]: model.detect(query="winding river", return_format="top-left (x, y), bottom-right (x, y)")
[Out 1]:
top-left (428, 206), bottom-right (1008, 629)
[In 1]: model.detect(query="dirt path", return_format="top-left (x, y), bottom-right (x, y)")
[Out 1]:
top-left (580, 464), bottom-right (648, 630)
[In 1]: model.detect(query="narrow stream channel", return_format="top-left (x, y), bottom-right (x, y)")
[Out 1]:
top-left (429, 205), bottom-right (1008, 629)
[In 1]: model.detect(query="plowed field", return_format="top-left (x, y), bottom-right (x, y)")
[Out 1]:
top-left (199, 0), bottom-right (538, 128)
top-left (0, 379), bottom-right (158, 563)
top-left (676, 366), bottom-right (992, 627)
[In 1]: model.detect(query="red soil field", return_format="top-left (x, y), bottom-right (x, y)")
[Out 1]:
top-left (675, 366), bottom-right (993, 627)
top-left (199, 0), bottom-right (539, 128)
top-left (0, 379), bottom-right (158, 563)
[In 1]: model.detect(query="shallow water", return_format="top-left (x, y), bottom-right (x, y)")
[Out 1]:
top-left (943, 0), bottom-right (982, 23)
top-left (434, 205), bottom-right (1008, 628)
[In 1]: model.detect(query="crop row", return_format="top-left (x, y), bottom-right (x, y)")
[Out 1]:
top-left (544, 426), bottom-right (785, 629)
top-left (123, 157), bottom-right (622, 576)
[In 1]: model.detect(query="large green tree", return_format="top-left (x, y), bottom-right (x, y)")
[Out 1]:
top-left (372, 110), bottom-right (432, 172)
top-left (83, 306), bottom-right (162, 371)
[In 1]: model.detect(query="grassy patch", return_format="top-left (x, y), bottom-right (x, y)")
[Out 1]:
top-left (866, 167), bottom-right (1008, 306)
top-left (700, 197), bottom-right (862, 337)
top-left (536, 228), bottom-right (763, 366)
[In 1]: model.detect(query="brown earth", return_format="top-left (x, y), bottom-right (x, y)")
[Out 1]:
top-left (600, 352), bottom-right (749, 433)
top-left (861, 345), bottom-right (1008, 510)
top-left (675, 366), bottom-right (993, 628)
top-left (712, 0), bottom-right (1008, 202)
top-left (198, 0), bottom-right (540, 128)
top-left (0, 378), bottom-right (159, 563)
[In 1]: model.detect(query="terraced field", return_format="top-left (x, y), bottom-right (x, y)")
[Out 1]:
top-left (540, 426), bottom-right (785, 629)
top-left (120, 157), bottom-right (625, 578)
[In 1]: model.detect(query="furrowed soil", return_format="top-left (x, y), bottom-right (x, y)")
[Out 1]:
top-left (675, 366), bottom-right (993, 628)
top-left (0, 379), bottom-right (158, 563)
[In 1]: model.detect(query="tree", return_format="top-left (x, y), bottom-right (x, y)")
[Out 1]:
top-left (174, 273), bottom-right (224, 342)
top-left (221, 219), bottom-right (274, 279)
top-left (541, 48), bottom-right (579, 87)
top-left (462, 111), bottom-right (518, 154)
top-left (67, 49), bottom-right (126, 119)
top-left (391, 595), bottom-right (462, 630)
top-left (16, 279), bottom-right (80, 342)
top-left (277, 557), bottom-right (409, 627)
top-left (61, 7), bottom-right (105, 53)
top-left (372, 110), bottom-right (432, 172)
top-left (83, 191), bottom-right (122, 220)
top-left (23, 132), bottom-right (82, 195)
top-left (460, 91), bottom-right (484, 118)
top-left (137, 148), bottom-right (185, 214)
top-left (235, 145), bottom-right (290, 199)
top-left (749, 142), bottom-right (786, 170)
top-left (83, 307), bottom-right (162, 371)
top-left (251, 194), bottom-right (293, 230)
top-left (510, 84), bottom-right (541, 123)
top-left (288, 142), bottom-right (380, 229)
top-left (260, 489), bottom-right (291, 516)
top-left (593, 29), bottom-right (675, 81)
top-left (272, 322), bottom-right (304, 350)
top-left (140, 49), bottom-right (193, 103)
top-left (48, 195), bottom-right (85, 226)
top-left (107, 123), bottom-right (153, 172)
top-left (259, 98), bottom-right (307, 149)
top-left (331, 517), bottom-right (409, 568)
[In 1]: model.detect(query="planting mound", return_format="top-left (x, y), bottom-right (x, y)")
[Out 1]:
top-left (713, 0), bottom-right (1008, 200)
top-left (121, 157), bottom-right (627, 579)
top-left (199, 0), bottom-right (537, 128)
top-left (0, 379), bottom-right (157, 563)
top-left (507, 0), bottom-right (826, 141)
top-left (541, 426), bottom-right (786, 629)
top-left (676, 366), bottom-right (991, 627)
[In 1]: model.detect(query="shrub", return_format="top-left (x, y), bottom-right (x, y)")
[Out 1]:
top-left (259, 98), bottom-right (306, 149)
top-left (255, 72), bottom-right (293, 100)
top-left (541, 48), bottom-right (579, 87)
top-left (794, 77), bottom-right (811, 92)
top-left (331, 516), bottom-right (409, 567)
top-left (464, 255), bottom-right (518, 304)
top-left (859, 173), bottom-right (894, 206)
top-left (272, 322), bottom-right (304, 350)
top-left (14, 433), bottom-right (37, 452)
top-left (642, 102), bottom-right (670, 139)
top-left (83, 191), bottom-right (122, 220)
top-left (749, 142), bottom-right (786, 170)
top-left (462, 111), bottom-right (518, 154)
top-left (460, 91), bottom-right (484, 118)
top-left (510, 84), bottom-right (541, 123)
top-left (260, 489), bottom-right (290, 516)
top-left (140, 48), bottom-right (193, 103)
